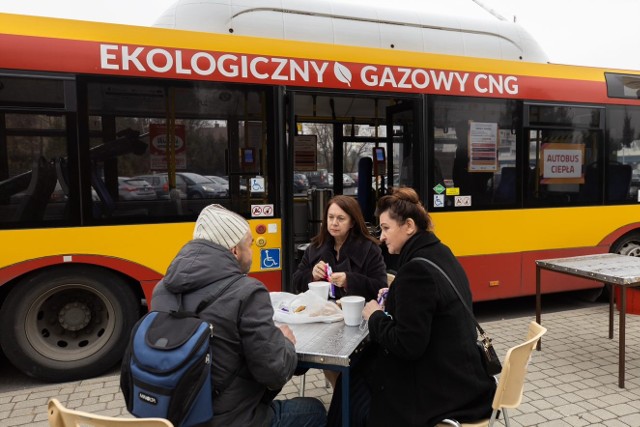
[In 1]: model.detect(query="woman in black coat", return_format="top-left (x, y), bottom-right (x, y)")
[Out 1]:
top-left (336, 187), bottom-right (495, 427)
top-left (292, 195), bottom-right (387, 301)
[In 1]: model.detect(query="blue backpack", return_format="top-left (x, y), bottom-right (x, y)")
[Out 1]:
top-left (120, 275), bottom-right (242, 426)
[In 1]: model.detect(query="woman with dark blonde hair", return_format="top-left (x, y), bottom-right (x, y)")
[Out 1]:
top-left (292, 194), bottom-right (387, 301)
top-left (328, 187), bottom-right (495, 427)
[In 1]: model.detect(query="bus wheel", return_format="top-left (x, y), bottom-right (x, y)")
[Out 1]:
top-left (0, 265), bottom-right (140, 382)
top-left (612, 233), bottom-right (640, 257)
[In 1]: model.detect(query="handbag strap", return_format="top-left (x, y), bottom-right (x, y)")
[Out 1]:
top-left (412, 257), bottom-right (488, 337)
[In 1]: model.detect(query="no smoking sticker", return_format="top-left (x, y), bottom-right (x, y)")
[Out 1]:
top-left (454, 196), bottom-right (472, 207)
top-left (251, 204), bottom-right (274, 217)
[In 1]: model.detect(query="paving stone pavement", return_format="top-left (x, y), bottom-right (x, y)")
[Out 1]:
top-left (3, 304), bottom-right (640, 426)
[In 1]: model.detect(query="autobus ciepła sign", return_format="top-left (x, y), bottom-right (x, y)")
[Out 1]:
top-left (100, 44), bottom-right (519, 96)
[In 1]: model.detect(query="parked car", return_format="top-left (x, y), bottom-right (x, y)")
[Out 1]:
top-left (306, 169), bottom-right (332, 189)
top-left (133, 174), bottom-right (186, 200)
top-left (205, 175), bottom-right (248, 194)
top-left (342, 173), bottom-right (355, 187)
top-left (347, 172), bottom-right (359, 186)
top-left (178, 172), bottom-right (226, 198)
top-left (117, 177), bottom-right (156, 201)
top-left (293, 173), bottom-right (309, 193)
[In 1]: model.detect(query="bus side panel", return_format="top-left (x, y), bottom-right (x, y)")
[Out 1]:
top-left (462, 246), bottom-right (610, 302)
top-left (0, 255), bottom-right (163, 301)
top-left (459, 253), bottom-right (521, 302)
top-left (250, 270), bottom-right (282, 293)
top-left (598, 222), bottom-right (640, 247)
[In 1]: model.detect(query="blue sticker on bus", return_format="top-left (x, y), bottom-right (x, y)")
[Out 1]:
top-left (260, 249), bottom-right (280, 270)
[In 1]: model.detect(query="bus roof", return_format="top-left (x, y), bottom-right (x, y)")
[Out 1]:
top-left (154, 0), bottom-right (549, 64)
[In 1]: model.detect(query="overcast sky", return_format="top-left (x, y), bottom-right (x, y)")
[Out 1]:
top-left (1, 0), bottom-right (638, 70)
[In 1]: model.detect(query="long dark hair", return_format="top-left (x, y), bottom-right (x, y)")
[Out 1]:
top-left (311, 195), bottom-right (378, 247)
top-left (375, 187), bottom-right (432, 231)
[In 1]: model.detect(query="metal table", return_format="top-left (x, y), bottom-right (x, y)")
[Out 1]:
top-left (286, 321), bottom-right (369, 427)
top-left (535, 253), bottom-right (640, 388)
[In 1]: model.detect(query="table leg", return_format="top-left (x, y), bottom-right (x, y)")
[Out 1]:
top-left (609, 284), bottom-right (614, 340)
top-left (536, 265), bottom-right (542, 351)
top-left (342, 367), bottom-right (350, 427)
top-left (619, 286), bottom-right (626, 388)
top-left (299, 373), bottom-right (306, 397)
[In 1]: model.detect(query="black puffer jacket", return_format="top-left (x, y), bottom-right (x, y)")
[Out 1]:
top-left (151, 239), bottom-right (297, 427)
top-left (365, 231), bottom-right (495, 427)
top-left (292, 234), bottom-right (387, 301)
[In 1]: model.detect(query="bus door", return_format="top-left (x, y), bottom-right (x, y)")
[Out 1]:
top-left (386, 101), bottom-right (421, 193)
top-left (284, 92), bottom-right (422, 281)
top-left (336, 99), bottom-right (421, 225)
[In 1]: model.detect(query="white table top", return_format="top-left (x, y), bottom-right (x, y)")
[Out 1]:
top-left (284, 321), bottom-right (369, 367)
top-left (536, 253), bottom-right (640, 286)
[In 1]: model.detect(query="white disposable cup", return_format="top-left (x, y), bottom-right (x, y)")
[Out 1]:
top-left (308, 281), bottom-right (331, 300)
top-left (341, 295), bottom-right (365, 326)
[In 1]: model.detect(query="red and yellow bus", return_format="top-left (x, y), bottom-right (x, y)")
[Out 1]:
top-left (1, 7), bottom-right (640, 381)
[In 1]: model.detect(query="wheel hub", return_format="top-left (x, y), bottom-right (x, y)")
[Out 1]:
top-left (58, 302), bottom-right (92, 331)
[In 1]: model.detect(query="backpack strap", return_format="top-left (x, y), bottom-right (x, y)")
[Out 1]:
top-left (194, 274), bottom-right (247, 396)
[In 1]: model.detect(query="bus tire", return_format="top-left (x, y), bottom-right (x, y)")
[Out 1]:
top-left (0, 265), bottom-right (140, 382)
top-left (611, 232), bottom-right (640, 257)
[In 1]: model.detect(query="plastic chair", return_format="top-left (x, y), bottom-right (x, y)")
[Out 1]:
top-left (387, 273), bottom-right (396, 286)
top-left (47, 398), bottom-right (173, 427)
top-left (13, 156), bottom-right (57, 222)
top-left (438, 321), bottom-right (547, 427)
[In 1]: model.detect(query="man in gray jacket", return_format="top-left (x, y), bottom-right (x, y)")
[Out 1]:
top-left (152, 204), bottom-right (326, 427)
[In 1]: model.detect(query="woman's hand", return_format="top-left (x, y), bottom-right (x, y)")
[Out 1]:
top-left (376, 287), bottom-right (389, 309)
top-left (329, 272), bottom-right (347, 288)
top-left (363, 300), bottom-right (382, 320)
top-left (312, 261), bottom-right (328, 281)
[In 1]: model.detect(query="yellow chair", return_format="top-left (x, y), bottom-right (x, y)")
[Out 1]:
top-left (386, 273), bottom-right (395, 286)
top-left (438, 321), bottom-right (547, 427)
top-left (47, 398), bottom-right (173, 427)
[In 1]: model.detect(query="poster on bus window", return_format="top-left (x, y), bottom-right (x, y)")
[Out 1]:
top-left (150, 124), bottom-right (187, 171)
top-left (468, 122), bottom-right (498, 172)
top-left (293, 135), bottom-right (318, 171)
top-left (540, 143), bottom-right (585, 184)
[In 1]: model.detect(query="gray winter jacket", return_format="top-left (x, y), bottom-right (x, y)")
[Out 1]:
top-left (151, 239), bottom-right (297, 427)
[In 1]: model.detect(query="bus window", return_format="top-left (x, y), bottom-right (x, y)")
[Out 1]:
top-left (0, 112), bottom-right (70, 227)
top-left (86, 81), bottom-right (272, 222)
top-left (526, 129), bottom-right (601, 205)
top-left (430, 96), bottom-right (520, 210)
top-left (606, 105), bottom-right (640, 202)
top-left (525, 104), bottom-right (604, 206)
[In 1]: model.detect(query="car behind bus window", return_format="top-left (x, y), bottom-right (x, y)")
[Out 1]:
top-left (86, 81), bottom-right (272, 223)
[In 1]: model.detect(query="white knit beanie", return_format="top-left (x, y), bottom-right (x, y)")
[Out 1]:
top-left (193, 204), bottom-right (250, 249)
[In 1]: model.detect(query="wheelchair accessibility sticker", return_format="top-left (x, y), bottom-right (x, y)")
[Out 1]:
top-left (260, 249), bottom-right (280, 270)
top-left (251, 177), bottom-right (265, 193)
